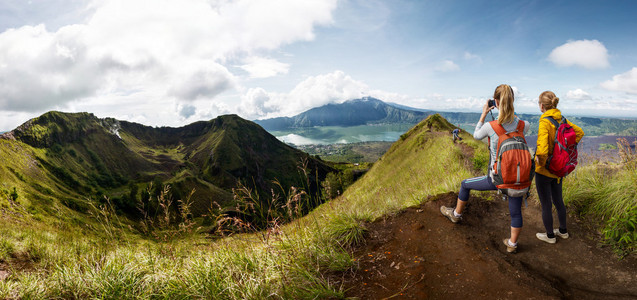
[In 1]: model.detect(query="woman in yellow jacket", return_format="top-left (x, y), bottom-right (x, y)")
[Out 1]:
top-left (535, 91), bottom-right (585, 244)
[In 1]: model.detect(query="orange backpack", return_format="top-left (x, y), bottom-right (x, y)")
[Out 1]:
top-left (489, 120), bottom-right (535, 198)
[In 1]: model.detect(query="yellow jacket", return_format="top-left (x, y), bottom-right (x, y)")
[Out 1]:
top-left (535, 108), bottom-right (585, 178)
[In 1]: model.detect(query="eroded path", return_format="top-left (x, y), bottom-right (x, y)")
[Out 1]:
top-left (342, 192), bottom-right (637, 299)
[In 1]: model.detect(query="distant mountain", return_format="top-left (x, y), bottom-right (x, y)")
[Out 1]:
top-left (255, 97), bottom-right (429, 131)
top-left (0, 112), bottom-right (332, 217)
top-left (255, 97), bottom-right (637, 137)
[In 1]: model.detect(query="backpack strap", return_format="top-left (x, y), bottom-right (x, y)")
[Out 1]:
top-left (515, 119), bottom-right (525, 134)
top-left (515, 120), bottom-right (526, 142)
top-left (543, 116), bottom-right (563, 169)
top-left (489, 120), bottom-right (518, 158)
top-left (543, 116), bottom-right (560, 129)
top-left (489, 121), bottom-right (505, 151)
top-left (489, 120), bottom-right (506, 136)
top-left (491, 120), bottom-right (524, 135)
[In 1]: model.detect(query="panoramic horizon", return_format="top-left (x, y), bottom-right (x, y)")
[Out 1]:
top-left (1, 0), bottom-right (637, 131)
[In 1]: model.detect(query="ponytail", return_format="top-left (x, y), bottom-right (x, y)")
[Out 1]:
top-left (494, 84), bottom-right (515, 125)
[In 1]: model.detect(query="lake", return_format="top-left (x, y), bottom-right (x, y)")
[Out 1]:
top-left (271, 124), bottom-right (636, 164)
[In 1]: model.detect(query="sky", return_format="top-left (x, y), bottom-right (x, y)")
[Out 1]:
top-left (1, 0), bottom-right (637, 131)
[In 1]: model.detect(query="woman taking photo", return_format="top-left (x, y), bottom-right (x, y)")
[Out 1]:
top-left (440, 84), bottom-right (530, 253)
top-left (535, 91), bottom-right (584, 244)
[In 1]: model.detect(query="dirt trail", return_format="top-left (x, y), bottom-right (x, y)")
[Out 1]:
top-left (341, 192), bottom-right (637, 299)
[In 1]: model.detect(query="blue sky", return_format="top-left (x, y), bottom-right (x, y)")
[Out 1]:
top-left (1, 0), bottom-right (636, 131)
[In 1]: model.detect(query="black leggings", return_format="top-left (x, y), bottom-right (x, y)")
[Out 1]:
top-left (535, 173), bottom-right (567, 237)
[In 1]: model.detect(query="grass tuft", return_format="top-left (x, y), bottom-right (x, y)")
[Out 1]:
top-left (326, 214), bottom-right (368, 249)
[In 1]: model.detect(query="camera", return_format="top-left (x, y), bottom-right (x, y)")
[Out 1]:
top-left (488, 99), bottom-right (496, 108)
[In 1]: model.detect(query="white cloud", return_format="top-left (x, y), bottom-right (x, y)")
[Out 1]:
top-left (0, 0), bottom-right (337, 116)
top-left (240, 56), bottom-right (289, 78)
top-left (0, 24), bottom-right (108, 111)
top-left (548, 39), bottom-right (609, 69)
top-left (566, 89), bottom-right (592, 100)
top-left (435, 60), bottom-right (460, 72)
top-left (511, 86), bottom-right (522, 98)
top-left (237, 70), bottom-right (496, 120)
top-left (600, 67), bottom-right (637, 94)
top-left (168, 63), bottom-right (237, 101)
top-left (287, 70), bottom-right (369, 108)
top-left (239, 70), bottom-right (371, 119)
top-left (463, 51), bottom-right (482, 64)
top-left (239, 87), bottom-right (277, 117)
top-left (237, 73), bottom-right (543, 120)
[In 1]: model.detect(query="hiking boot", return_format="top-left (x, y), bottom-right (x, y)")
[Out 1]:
top-left (440, 206), bottom-right (460, 223)
top-left (502, 238), bottom-right (517, 253)
top-left (536, 232), bottom-right (557, 244)
top-left (554, 229), bottom-right (569, 239)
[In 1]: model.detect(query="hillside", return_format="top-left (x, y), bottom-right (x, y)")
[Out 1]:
top-left (0, 112), bottom-right (332, 219)
top-left (0, 113), bottom-right (635, 298)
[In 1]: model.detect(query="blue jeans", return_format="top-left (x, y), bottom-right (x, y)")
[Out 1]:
top-left (458, 175), bottom-right (523, 228)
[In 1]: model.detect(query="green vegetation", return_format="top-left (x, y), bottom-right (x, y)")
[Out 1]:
top-left (599, 143), bottom-right (617, 150)
top-left (563, 138), bottom-right (637, 256)
top-left (0, 113), bottom-right (474, 298)
top-left (0, 113), bottom-right (634, 298)
top-left (0, 182), bottom-right (352, 299)
top-left (1, 112), bottom-right (332, 226)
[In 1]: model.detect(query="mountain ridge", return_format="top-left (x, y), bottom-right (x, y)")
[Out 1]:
top-left (0, 111), bottom-right (332, 219)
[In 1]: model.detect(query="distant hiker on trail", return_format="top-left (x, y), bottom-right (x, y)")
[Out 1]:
top-left (534, 91), bottom-right (584, 244)
top-left (452, 128), bottom-right (462, 142)
top-left (441, 84), bottom-right (531, 253)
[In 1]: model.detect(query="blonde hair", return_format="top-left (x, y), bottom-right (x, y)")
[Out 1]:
top-left (494, 84), bottom-right (515, 125)
top-left (539, 91), bottom-right (559, 111)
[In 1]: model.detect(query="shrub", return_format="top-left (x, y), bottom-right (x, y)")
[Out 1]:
top-left (10, 187), bottom-right (18, 201)
top-left (602, 207), bottom-right (637, 256)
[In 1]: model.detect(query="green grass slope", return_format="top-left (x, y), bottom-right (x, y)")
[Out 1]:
top-left (310, 113), bottom-right (485, 222)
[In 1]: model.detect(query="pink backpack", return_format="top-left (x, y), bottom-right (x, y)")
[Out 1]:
top-left (544, 117), bottom-right (578, 177)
